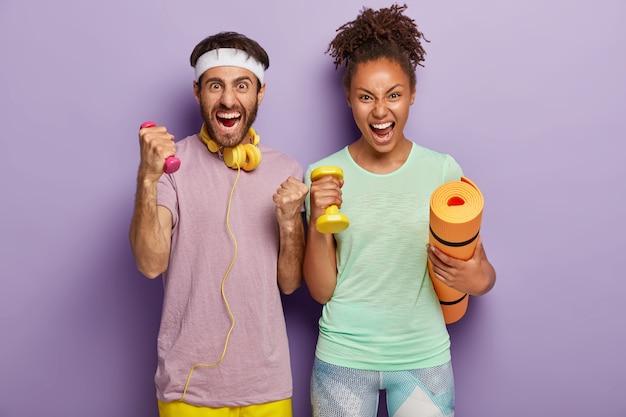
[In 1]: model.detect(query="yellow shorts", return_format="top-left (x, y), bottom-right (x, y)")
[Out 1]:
top-left (158, 398), bottom-right (292, 417)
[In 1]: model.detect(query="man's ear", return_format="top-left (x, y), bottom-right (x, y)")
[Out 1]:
top-left (257, 82), bottom-right (266, 105)
top-left (193, 81), bottom-right (201, 104)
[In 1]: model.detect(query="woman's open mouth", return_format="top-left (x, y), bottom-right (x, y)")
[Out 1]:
top-left (370, 121), bottom-right (395, 143)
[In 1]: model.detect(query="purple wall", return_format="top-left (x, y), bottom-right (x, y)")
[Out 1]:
top-left (1, 1), bottom-right (625, 416)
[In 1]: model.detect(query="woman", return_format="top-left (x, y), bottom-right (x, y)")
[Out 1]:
top-left (303, 5), bottom-right (496, 417)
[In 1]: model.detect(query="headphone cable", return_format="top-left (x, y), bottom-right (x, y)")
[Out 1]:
top-left (180, 165), bottom-right (241, 401)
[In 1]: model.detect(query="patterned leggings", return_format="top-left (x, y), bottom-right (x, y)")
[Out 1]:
top-left (311, 358), bottom-right (454, 417)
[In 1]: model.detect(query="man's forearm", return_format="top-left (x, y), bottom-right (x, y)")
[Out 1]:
top-left (276, 215), bottom-right (305, 294)
top-left (129, 178), bottom-right (171, 279)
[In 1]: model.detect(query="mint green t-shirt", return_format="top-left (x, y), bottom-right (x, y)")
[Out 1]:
top-left (305, 143), bottom-right (463, 371)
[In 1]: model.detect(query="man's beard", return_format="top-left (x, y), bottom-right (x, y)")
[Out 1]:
top-left (200, 100), bottom-right (259, 148)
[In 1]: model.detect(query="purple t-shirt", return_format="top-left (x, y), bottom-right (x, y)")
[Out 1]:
top-left (156, 132), bottom-right (302, 407)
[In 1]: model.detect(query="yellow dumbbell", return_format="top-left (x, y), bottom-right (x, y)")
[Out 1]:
top-left (310, 166), bottom-right (350, 234)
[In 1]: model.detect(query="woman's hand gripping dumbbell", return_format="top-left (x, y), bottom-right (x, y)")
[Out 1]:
top-left (310, 166), bottom-right (350, 234)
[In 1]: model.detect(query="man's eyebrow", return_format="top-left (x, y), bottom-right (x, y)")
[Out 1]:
top-left (233, 75), bottom-right (254, 83)
top-left (203, 75), bottom-right (253, 85)
top-left (203, 76), bottom-right (223, 85)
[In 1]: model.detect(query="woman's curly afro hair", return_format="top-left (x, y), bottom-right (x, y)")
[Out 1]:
top-left (327, 4), bottom-right (428, 90)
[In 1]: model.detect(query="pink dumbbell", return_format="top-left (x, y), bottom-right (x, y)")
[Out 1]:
top-left (140, 121), bottom-right (181, 174)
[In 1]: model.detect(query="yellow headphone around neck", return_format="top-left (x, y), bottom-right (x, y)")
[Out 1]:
top-left (199, 123), bottom-right (262, 171)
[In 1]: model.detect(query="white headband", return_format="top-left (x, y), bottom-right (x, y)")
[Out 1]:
top-left (194, 48), bottom-right (265, 84)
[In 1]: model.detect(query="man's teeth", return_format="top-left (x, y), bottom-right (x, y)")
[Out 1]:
top-left (219, 113), bottom-right (240, 119)
top-left (371, 122), bottom-right (393, 129)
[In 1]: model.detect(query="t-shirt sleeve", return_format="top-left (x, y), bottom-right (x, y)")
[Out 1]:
top-left (157, 174), bottom-right (178, 228)
top-left (443, 154), bottom-right (464, 182)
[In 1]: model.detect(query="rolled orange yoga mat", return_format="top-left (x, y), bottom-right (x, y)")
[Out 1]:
top-left (428, 177), bottom-right (484, 324)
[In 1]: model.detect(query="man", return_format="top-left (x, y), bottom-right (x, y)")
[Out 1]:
top-left (129, 31), bottom-right (307, 417)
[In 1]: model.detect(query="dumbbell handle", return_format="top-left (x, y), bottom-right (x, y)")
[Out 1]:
top-left (310, 166), bottom-right (349, 234)
top-left (310, 165), bottom-right (344, 212)
top-left (140, 121), bottom-right (181, 174)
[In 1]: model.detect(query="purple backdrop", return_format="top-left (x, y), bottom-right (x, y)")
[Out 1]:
top-left (1, 1), bottom-right (625, 416)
